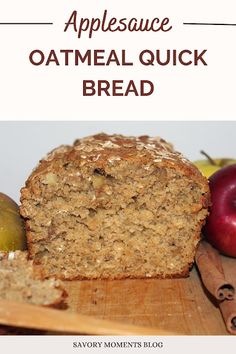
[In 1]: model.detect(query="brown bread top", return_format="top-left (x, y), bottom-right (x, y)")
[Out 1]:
top-left (21, 133), bottom-right (209, 200)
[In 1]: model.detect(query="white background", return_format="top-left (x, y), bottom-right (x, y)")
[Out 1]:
top-left (0, 120), bottom-right (235, 203)
top-left (0, 0), bottom-right (235, 119)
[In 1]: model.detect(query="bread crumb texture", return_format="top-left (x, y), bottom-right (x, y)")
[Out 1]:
top-left (20, 134), bottom-right (210, 280)
top-left (0, 251), bottom-right (66, 305)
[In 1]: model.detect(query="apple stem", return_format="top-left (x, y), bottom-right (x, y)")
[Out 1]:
top-left (200, 150), bottom-right (217, 166)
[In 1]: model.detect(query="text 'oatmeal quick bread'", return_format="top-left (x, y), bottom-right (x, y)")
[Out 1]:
top-left (20, 134), bottom-right (210, 280)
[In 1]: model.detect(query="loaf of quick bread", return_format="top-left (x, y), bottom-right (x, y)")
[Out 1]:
top-left (20, 133), bottom-right (210, 280)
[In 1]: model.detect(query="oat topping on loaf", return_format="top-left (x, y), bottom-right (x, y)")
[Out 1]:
top-left (20, 133), bottom-right (210, 280)
top-left (0, 251), bottom-right (67, 305)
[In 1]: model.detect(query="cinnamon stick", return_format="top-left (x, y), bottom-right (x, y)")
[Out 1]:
top-left (219, 299), bottom-right (236, 335)
top-left (195, 241), bottom-right (235, 300)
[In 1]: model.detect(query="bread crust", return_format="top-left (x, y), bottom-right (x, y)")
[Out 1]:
top-left (20, 134), bottom-right (209, 195)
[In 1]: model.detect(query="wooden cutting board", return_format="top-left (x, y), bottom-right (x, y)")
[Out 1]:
top-left (3, 258), bottom-right (234, 335)
top-left (61, 263), bottom-right (229, 335)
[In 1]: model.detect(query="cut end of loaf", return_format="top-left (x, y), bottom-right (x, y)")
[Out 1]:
top-left (20, 134), bottom-right (210, 280)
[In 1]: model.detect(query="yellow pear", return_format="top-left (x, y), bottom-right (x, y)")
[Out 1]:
top-left (193, 151), bottom-right (236, 178)
top-left (0, 192), bottom-right (27, 251)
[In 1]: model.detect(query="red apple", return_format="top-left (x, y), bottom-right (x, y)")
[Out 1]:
top-left (204, 164), bottom-right (236, 257)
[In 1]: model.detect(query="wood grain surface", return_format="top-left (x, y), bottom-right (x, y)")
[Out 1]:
top-left (2, 259), bottom-right (235, 335)
top-left (63, 264), bottom-right (228, 335)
